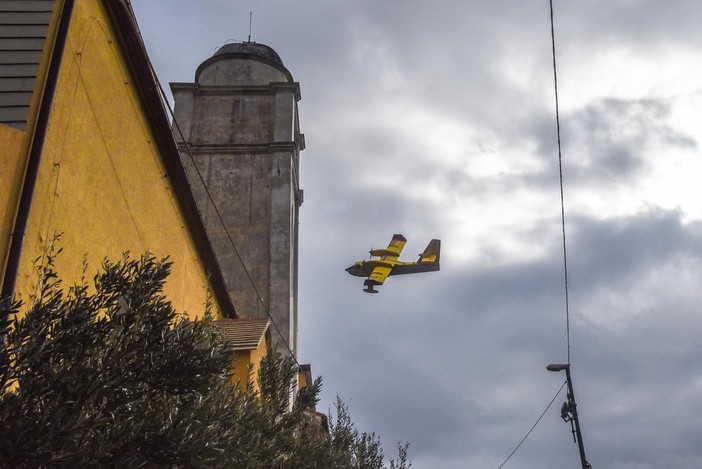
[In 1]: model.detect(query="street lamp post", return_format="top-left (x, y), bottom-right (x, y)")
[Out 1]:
top-left (547, 363), bottom-right (591, 469)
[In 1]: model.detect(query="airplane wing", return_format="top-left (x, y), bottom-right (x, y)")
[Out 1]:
top-left (363, 264), bottom-right (392, 293)
top-left (362, 234), bottom-right (407, 292)
top-left (369, 234), bottom-right (406, 260)
top-left (366, 265), bottom-right (392, 286)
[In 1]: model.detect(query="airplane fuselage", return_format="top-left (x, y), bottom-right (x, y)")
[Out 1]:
top-left (345, 259), bottom-right (438, 277)
top-left (345, 260), bottom-right (393, 277)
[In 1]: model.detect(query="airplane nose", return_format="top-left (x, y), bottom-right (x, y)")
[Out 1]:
top-left (346, 263), bottom-right (365, 277)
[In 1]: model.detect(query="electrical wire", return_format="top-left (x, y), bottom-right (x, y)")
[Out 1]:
top-left (549, 0), bottom-right (571, 364)
top-left (497, 380), bottom-right (567, 469)
top-left (497, 3), bottom-right (576, 466)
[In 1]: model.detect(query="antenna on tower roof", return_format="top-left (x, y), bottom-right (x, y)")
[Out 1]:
top-left (248, 11), bottom-right (252, 43)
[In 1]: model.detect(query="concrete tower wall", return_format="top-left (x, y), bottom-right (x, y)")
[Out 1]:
top-left (171, 43), bottom-right (303, 357)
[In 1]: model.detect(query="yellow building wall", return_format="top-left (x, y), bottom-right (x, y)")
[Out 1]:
top-left (232, 350), bottom-right (254, 389)
top-left (12, 0), bottom-right (222, 319)
top-left (232, 339), bottom-right (268, 392)
top-left (0, 125), bottom-right (26, 282)
top-left (298, 369), bottom-right (309, 389)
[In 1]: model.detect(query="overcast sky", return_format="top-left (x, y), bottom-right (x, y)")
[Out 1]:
top-left (131, 1), bottom-right (702, 467)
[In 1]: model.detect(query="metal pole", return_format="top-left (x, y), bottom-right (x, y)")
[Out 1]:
top-left (547, 364), bottom-right (591, 469)
top-left (563, 367), bottom-right (590, 469)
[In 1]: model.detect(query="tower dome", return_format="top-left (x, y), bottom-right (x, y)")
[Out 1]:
top-left (213, 42), bottom-right (284, 67)
top-left (195, 41), bottom-right (293, 86)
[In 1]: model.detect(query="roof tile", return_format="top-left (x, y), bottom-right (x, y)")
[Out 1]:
top-left (211, 318), bottom-right (269, 351)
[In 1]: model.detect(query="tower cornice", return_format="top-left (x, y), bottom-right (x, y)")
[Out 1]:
top-left (171, 82), bottom-right (300, 100)
top-left (176, 142), bottom-right (301, 154)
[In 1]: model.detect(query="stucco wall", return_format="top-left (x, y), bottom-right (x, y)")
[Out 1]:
top-left (12, 0), bottom-right (222, 318)
top-left (190, 94), bottom-right (275, 145)
top-left (0, 124), bottom-right (26, 282)
top-left (231, 336), bottom-right (268, 392)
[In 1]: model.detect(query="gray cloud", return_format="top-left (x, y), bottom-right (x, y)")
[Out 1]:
top-left (133, 1), bottom-right (702, 467)
top-left (561, 98), bottom-right (697, 184)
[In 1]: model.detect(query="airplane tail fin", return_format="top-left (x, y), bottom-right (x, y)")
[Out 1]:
top-left (418, 239), bottom-right (440, 270)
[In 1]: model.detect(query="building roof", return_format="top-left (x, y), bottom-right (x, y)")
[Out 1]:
top-left (211, 318), bottom-right (270, 351)
top-left (0, 0), bottom-right (54, 130)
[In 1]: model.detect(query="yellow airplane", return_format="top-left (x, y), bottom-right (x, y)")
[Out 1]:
top-left (345, 234), bottom-right (440, 293)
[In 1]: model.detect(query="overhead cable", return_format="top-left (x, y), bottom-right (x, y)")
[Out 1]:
top-left (549, 0), bottom-right (572, 364)
top-left (497, 380), bottom-right (567, 469)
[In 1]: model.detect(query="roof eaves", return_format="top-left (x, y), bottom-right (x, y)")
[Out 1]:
top-left (211, 318), bottom-right (270, 351)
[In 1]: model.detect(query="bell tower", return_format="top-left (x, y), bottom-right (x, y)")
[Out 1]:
top-left (170, 42), bottom-right (304, 357)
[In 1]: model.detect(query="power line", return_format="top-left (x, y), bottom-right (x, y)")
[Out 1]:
top-left (546, 6), bottom-right (592, 466)
top-left (497, 380), bottom-right (567, 469)
top-left (549, 0), bottom-right (571, 364)
top-left (496, 4), bottom-right (578, 466)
